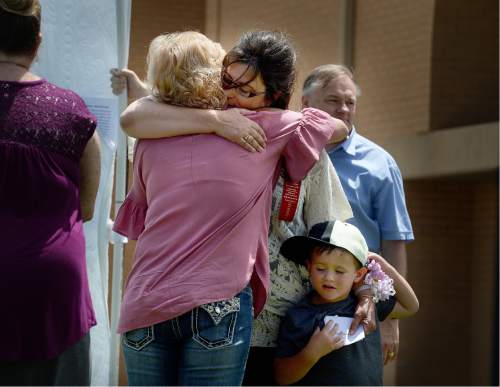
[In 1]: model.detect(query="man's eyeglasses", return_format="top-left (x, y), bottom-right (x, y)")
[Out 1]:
top-left (221, 69), bottom-right (266, 99)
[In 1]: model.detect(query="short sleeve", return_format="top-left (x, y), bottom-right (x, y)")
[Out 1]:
top-left (275, 312), bottom-right (304, 358)
top-left (303, 150), bottom-right (353, 228)
top-left (282, 108), bottom-right (337, 183)
top-left (67, 92), bottom-right (98, 158)
top-left (112, 142), bottom-right (148, 240)
top-left (373, 159), bottom-right (414, 241)
top-left (54, 88), bottom-right (97, 160)
top-left (113, 196), bottom-right (147, 240)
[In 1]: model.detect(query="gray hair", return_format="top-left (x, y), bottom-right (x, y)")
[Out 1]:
top-left (302, 64), bottom-right (361, 97)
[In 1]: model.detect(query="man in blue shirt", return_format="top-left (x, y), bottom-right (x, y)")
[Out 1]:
top-left (301, 64), bottom-right (414, 380)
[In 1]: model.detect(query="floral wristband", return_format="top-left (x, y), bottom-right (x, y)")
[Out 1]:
top-left (364, 259), bottom-right (396, 302)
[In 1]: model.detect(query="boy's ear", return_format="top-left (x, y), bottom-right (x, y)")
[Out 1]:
top-left (305, 259), bottom-right (312, 272)
top-left (353, 267), bottom-right (368, 284)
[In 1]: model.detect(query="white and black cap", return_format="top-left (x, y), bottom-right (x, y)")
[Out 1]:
top-left (280, 220), bottom-right (368, 266)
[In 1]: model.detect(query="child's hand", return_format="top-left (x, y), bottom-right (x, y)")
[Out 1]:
top-left (304, 321), bottom-right (345, 361)
top-left (367, 252), bottom-right (392, 272)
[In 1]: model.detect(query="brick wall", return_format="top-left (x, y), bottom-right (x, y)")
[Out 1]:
top-left (353, 0), bottom-right (498, 139)
top-left (354, 0), bottom-right (435, 141)
top-left (399, 173), bottom-right (498, 385)
top-left (128, 0), bottom-right (206, 80)
top-left (430, 0), bottom-right (499, 129)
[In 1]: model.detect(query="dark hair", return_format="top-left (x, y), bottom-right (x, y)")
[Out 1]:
top-left (0, 0), bottom-right (41, 57)
top-left (224, 31), bottom-right (296, 109)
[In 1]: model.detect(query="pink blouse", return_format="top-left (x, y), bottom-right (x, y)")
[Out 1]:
top-left (113, 108), bottom-right (337, 333)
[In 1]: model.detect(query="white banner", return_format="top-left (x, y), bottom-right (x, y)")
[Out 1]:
top-left (32, 1), bottom-right (131, 385)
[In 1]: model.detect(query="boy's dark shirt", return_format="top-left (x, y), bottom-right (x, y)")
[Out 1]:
top-left (275, 292), bottom-right (396, 386)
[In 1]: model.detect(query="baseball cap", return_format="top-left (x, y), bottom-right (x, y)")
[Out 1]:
top-left (280, 220), bottom-right (368, 266)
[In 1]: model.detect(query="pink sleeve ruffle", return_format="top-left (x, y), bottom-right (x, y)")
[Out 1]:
top-left (282, 108), bottom-right (336, 182)
top-left (112, 195), bottom-right (147, 240)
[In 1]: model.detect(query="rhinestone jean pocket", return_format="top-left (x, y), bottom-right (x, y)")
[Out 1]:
top-left (200, 298), bottom-right (240, 325)
top-left (192, 297), bottom-right (240, 349)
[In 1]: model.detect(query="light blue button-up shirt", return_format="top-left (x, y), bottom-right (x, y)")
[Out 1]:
top-left (328, 127), bottom-right (414, 253)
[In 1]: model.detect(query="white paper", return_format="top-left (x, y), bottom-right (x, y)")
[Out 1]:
top-left (83, 97), bottom-right (120, 148)
top-left (324, 315), bottom-right (365, 346)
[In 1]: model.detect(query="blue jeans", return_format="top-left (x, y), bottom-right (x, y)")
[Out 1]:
top-left (122, 286), bottom-right (253, 386)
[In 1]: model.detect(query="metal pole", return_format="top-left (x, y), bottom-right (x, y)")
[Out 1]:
top-left (109, 1), bottom-right (131, 385)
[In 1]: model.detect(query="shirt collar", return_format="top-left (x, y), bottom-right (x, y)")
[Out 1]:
top-left (329, 126), bottom-right (357, 156)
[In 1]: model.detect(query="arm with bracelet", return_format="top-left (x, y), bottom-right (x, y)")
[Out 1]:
top-left (349, 251), bottom-right (400, 335)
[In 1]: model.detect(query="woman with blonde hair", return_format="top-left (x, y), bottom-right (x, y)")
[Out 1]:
top-left (113, 30), bottom-right (348, 385)
top-left (0, 0), bottom-right (100, 385)
top-left (145, 32), bottom-right (226, 108)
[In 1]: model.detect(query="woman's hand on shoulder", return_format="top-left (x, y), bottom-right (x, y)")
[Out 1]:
top-left (213, 108), bottom-right (267, 152)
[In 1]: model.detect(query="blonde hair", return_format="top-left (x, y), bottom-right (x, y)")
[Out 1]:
top-left (146, 31), bottom-right (226, 109)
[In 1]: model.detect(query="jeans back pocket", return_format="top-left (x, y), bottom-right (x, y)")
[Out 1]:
top-left (123, 326), bottom-right (155, 351)
top-left (192, 297), bottom-right (240, 349)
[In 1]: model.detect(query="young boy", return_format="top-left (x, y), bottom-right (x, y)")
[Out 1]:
top-left (274, 220), bottom-right (419, 385)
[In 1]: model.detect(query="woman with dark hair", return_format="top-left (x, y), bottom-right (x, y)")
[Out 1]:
top-left (222, 31), bottom-right (296, 110)
top-left (112, 30), bottom-right (349, 386)
top-left (0, 0), bottom-right (101, 385)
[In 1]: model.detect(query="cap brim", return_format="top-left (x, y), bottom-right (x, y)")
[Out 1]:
top-left (280, 236), bottom-right (337, 265)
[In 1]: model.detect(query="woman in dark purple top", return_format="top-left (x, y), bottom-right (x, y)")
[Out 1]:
top-left (0, 0), bottom-right (101, 385)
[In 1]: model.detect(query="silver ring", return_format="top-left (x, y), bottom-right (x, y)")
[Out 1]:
top-left (243, 135), bottom-right (252, 143)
